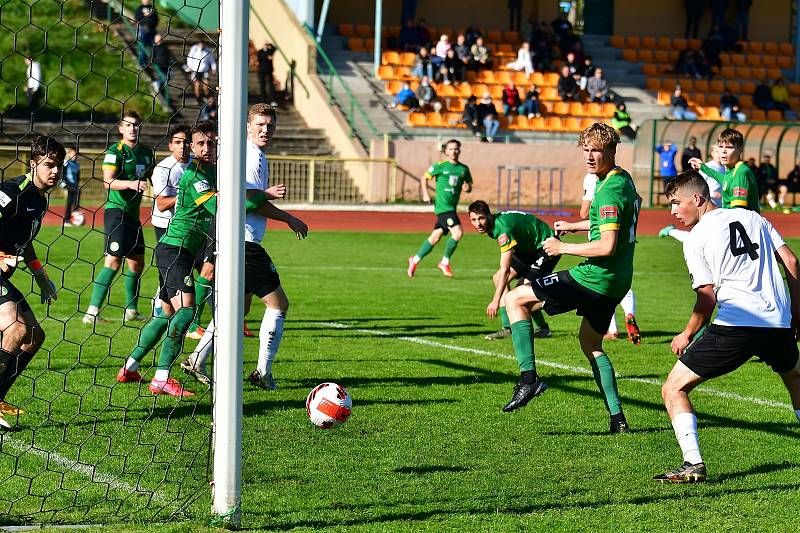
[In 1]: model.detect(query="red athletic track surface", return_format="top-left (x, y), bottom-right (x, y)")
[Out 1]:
top-left (44, 207), bottom-right (800, 236)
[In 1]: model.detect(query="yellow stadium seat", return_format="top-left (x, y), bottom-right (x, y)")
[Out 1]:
top-left (355, 24), bottom-right (372, 38)
top-left (645, 78), bottom-right (661, 91)
top-left (761, 55), bottom-right (777, 68)
top-left (642, 37), bottom-right (656, 49)
top-left (338, 24), bottom-right (355, 37)
top-left (377, 65), bottom-right (394, 80)
top-left (656, 37), bottom-right (671, 50)
top-left (767, 110), bottom-right (783, 121)
top-left (508, 115), bottom-right (528, 130)
top-left (546, 116), bottom-right (564, 131)
top-left (638, 50), bottom-right (654, 62)
top-left (621, 49), bottom-right (637, 62)
top-left (672, 38), bottom-right (687, 50)
top-left (529, 116), bottom-right (546, 130)
top-left (694, 79), bottom-right (709, 92)
top-left (764, 42), bottom-right (779, 55)
top-left (564, 117), bottom-right (582, 131)
top-left (748, 41), bottom-right (763, 53)
top-left (568, 102), bottom-right (584, 116)
top-left (750, 109), bottom-right (766, 121)
top-left (626, 36), bottom-right (641, 48)
top-left (553, 101), bottom-right (570, 115)
top-left (609, 35), bottom-right (625, 48)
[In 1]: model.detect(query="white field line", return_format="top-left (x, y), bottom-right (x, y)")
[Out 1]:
top-left (1, 436), bottom-right (167, 504)
top-left (317, 321), bottom-right (792, 410)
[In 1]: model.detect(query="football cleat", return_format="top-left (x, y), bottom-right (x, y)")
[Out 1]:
top-left (0, 413), bottom-right (12, 431)
top-left (625, 313), bottom-right (641, 345)
top-left (533, 327), bottom-right (552, 338)
top-left (437, 262), bottom-right (454, 278)
top-left (249, 369), bottom-right (278, 391)
top-left (124, 309), bottom-right (146, 322)
top-left (658, 224), bottom-right (675, 238)
top-left (180, 359), bottom-right (211, 386)
top-left (185, 326), bottom-right (206, 340)
top-left (653, 461), bottom-right (707, 483)
top-left (243, 324), bottom-right (255, 337)
top-left (82, 312), bottom-right (110, 325)
top-left (485, 327), bottom-right (512, 340)
top-left (407, 256), bottom-right (418, 278)
top-left (116, 366), bottom-right (143, 383)
top-left (149, 377), bottom-right (195, 397)
top-left (0, 401), bottom-right (24, 415)
top-left (610, 415), bottom-right (631, 434)
top-left (502, 377), bottom-right (547, 412)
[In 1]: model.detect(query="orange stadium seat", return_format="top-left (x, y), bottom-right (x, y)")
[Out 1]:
top-left (508, 115), bottom-right (528, 130)
top-left (788, 83), bottom-right (800, 95)
top-left (645, 78), bottom-right (661, 91)
top-left (662, 78), bottom-right (677, 91)
top-left (386, 25), bottom-right (401, 38)
top-left (365, 38), bottom-right (375, 49)
top-left (541, 87), bottom-right (559, 100)
top-left (750, 109), bottom-right (766, 121)
top-left (394, 66), bottom-right (412, 79)
top-left (582, 117), bottom-right (598, 129)
top-left (790, 96), bottom-right (800, 109)
top-left (609, 35), bottom-right (625, 48)
top-left (747, 41), bottom-right (763, 53)
top-left (553, 101), bottom-right (570, 115)
top-left (564, 117), bottom-right (582, 131)
top-left (761, 55), bottom-right (777, 68)
top-left (739, 94), bottom-right (753, 108)
top-left (710, 79), bottom-right (725, 92)
top-left (657, 37), bottom-right (672, 50)
top-left (347, 37), bottom-right (365, 51)
top-left (718, 52), bottom-right (731, 64)
top-left (693, 93), bottom-right (706, 105)
top-left (503, 31), bottom-right (520, 44)
top-left (530, 72), bottom-right (545, 85)
top-left (654, 50), bottom-right (669, 63)
top-left (490, 85), bottom-right (504, 98)
top-left (642, 63), bottom-right (658, 76)
top-left (672, 38), bottom-right (687, 50)
top-left (778, 57), bottom-right (794, 69)
top-left (539, 101), bottom-right (553, 114)
top-left (731, 54), bottom-right (746, 66)
top-left (626, 36), bottom-right (641, 48)
top-left (457, 83), bottom-right (473, 97)
top-left (622, 49), bottom-right (637, 62)
top-left (438, 84), bottom-right (457, 98)
top-left (765, 42), bottom-right (779, 55)
top-left (529, 116), bottom-right (546, 130)
top-left (477, 70), bottom-right (494, 84)
top-left (727, 80), bottom-right (741, 93)
top-left (338, 23), bottom-right (355, 37)
top-left (746, 54), bottom-right (762, 67)
top-left (706, 94), bottom-right (721, 106)
top-left (543, 72), bottom-right (560, 86)
top-left (639, 49), bottom-right (654, 62)
top-left (780, 43), bottom-right (794, 54)
top-left (377, 65), bottom-right (393, 80)
top-left (446, 113), bottom-right (465, 127)
top-left (742, 81), bottom-right (756, 93)
top-left (546, 116), bottom-right (564, 131)
top-left (600, 102), bottom-right (616, 115)
top-left (569, 102), bottom-right (584, 116)
top-left (355, 24), bottom-right (371, 37)
top-left (678, 78), bottom-right (694, 91)
top-left (582, 102), bottom-right (601, 117)
top-left (767, 110), bottom-right (783, 121)
top-left (751, 67), bottom-right (766, 79)
top-left (426, 113), bottom-right (446, 127)
top-left (471, 83), bottom-right (489, 97)
top-left (734, 67), bottom-right (751, 79)
top-left (487, 30), bottom-right (502, 42)
top-left (702, 107), bottom-right (721, 120)
top-left (669, 50), bottom-right (680, 62)
top-left (399, 52), bottom-right (416, 66)
top-left (767, 68), bottom-right (782, 79)
top-left (495, 71), bottom-right (512, 84)
top-left (447, 98), bottom-right (464, 111)
top-left (382, 51), bottom-right (399, 65)
top-left (719, 66), bottom-right (735, 78)
top-left (694, 79), bottom-right (709, 92)
top-left (642, 37), bottom-right (656, 49)
top-left (407, 112), bottom-right (426, 126)
top-left (497, 43), bottom-right (514, 54)
top-left (385, 80), bottom-right (403, 94)
top-left (685, 38), bottom-right (700, 49)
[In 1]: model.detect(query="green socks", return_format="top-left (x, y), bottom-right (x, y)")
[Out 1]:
top-left (190, 275), bottom-right (213, 329)
top-left (157, 307), bottom-right (195, 371)
top-left (415, 239), bottom-right (434, 261)
top-left (510, 319), bottom-right (536, 372)
top-left (500, 307), bottom-right (511, 329)
top-left (531, 310), bottom-right (548, 330)
top-left (89, 267), bottom-right (118, 308)
top-left (130, 315), bottom-right (169, 363)
top-left (589, 354), bottom-right (622, 415)
top-left (123, 269), bottom-right (142, 311)
top-left (443, 237), bottom-right (459, 259)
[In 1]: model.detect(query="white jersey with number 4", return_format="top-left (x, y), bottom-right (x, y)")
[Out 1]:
top-left (683, 208), bottom-right (790, 328)
top-left (245, 138), bottom-right (269, 243)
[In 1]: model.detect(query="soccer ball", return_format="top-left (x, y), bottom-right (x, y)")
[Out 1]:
top-left (69, 210), bottom-right (86, 226)
top-left (306, 382), bottom-right (352, 429)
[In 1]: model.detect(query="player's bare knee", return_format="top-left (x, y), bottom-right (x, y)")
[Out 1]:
top-left (104, 256), bottom-right (122, 270)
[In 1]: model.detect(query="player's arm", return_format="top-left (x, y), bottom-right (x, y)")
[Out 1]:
top-left (487, 250), bottom-right (513, 319)
top-left (22, 244), bottom-right (57, 303)
top-left (252, 200), bottom-right (308, 239)
top-left (246, 186), bottom-right (285, 202)
top-left (464, 168), bottom-right (473, 193)
top-left (102, 154), bottom-right (145, 193)
top-left (156, 195), bottom-right (176, 212)
top-left (544, 228), bottom-right (616, 258)
top-left (776, 243), bottom-right (800, 338)
top-left (421, 168), bottom-right (435, 203)
top-left (553, 219), bottom-right (591, 235)
top-left (579, 200), bottom-right (591, 219)
top-left (697, 162), bottom-right (725, 183)
top-left (671, 284), bottom-right (716, 355)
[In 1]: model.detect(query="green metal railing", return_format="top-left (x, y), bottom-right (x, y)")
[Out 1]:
top-left (301, 24), bottom-right (380, 145)
top-left (250, 6), bottom-right (310, 100)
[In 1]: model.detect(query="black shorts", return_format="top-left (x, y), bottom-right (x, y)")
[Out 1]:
top-left (434, 211), bottom-right (461, 235)
top-left (680, 324), bottom-right (800, 379)
top-left (155, 243), bottom-right (196, 302)
top-left (0, 273), bottom-right (30, 314)
top-left (244, 242), bottom-right (281, 298)
top-left (777, 180), bottom-right (800, 193)
top-left (153, 225), bottom-right (167, 243)
top-left (530, 270), bottom-right (621, 334)
top-left (104, 208), bottom-right (145, 257)
top-left (511, 248), bottom-right (560, 283)
top-left (195, 237), bottom-right (216, 267)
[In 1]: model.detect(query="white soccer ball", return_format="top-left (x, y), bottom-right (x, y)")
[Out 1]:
top-left (306, 382), bottom-right (352, 429)
top-left (69, 210), bottom-right (86, 226)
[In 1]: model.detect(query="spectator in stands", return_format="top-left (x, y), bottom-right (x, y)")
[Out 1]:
top-left (746, 157), bottom-right (758, 172)
top-left (454, 34), bottom-right (471, 71)
top-left (199, 94), bottom-right (217, 122)
top-left (693, 49), bottom-right (713, 79)
top-left (24, 55), bottom-right (41, 114)
top-left (656, 142), bottom-right (679, 187)
top-left (681, 136), bottom-right (702, 172)
top-left (150, 33), bottom-right (172, 95)
top-left (759, 153), bottom-right (779, 207)
top-left (557, 65), bottom-right (579, 101)
top-left (587, 67), bottom-right (610, 103)
top-left (521, 85), bottom-right (542, 118)
top-left (754, 79), bottom-right (776, 111)
top-left (684, 0), bottom-right (705, 38)
top-left (257, 41), bottom-right (277, 105)
top-left (463, 95), bottom-right (482, 137)
top-left (478, 93), bottom-right (500, 142)
top-left (186, 39), bottom-right (217, 101)
top-left (570, 39), bottom-right (586, 65)
top-left (464, 23), bottom-right (482, 47)
top-left (501, 82), bottom-right (522, 116)
top-left (551, 11), bottom-right (572, 38)
top-left (702, 33), bottom-right (723, 70)
top-left (469, 37), bottom-right (491, 71)
top-left (611, 102), bottom-right (636, 140)
top-left (399, 19), bottom-right (421, 51)
top-left (135, 0), bottom-right (159, 66)
top-left (531, 36), bottom-right (553, 72)
top-left (434, 34), bottom-right (451, 62)
top-left (668, 86), bottom-right (697, 120)
top-left (564, 51), bottom-right (579, 76)
top-left (771, 78), bottom-right (790, 112)
top-left (735, 0), bottom-right (752, 40)
top-left (720, 88), bottom-right (746, 122)
top-left (506, 41), bottom-right (534, 76)
top-left (412, 47), bottom-right (434, 79)
top-left (508, 0), bottom-right (522, 32)
top-left (389, 82), bottom-right (419, 110)
top-left (578, 55), bottom-right (596, 90)
top-left (439, 49), bottom-right (463, 84)
top-left (416, 76), bottom-right (442, 112)
top-left (416, 19), bottom-right (432, 48)
top-left (778, 159), bottom-right (800, 208)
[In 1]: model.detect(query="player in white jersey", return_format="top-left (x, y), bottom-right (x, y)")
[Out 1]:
top-left (656, 171), bottom-right (800, 483)
top-left (659, 145), bottom-right (723, 242)
top-left (581, 173), bottom-right (641, 344)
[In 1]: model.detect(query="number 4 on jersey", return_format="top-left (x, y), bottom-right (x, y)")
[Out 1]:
top-left (729, 221), bottom-right (759, 260)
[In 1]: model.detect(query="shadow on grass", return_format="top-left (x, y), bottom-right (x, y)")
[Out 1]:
top-left (243, 397), bottom-right (457, 415)
top-left (291, 317), bottom-right (437, 323)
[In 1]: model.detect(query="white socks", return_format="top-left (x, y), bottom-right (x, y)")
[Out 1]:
top-left (257, 309), bottom-right (286, 376)
top-left (190, 319), bottom-right (215, 369)
top-left (412, 255), bottom-right (421, 264)
top-left (669, 228), bottom-right (690, 243)
top-left (672, 411), bottom-right (703, 465)
top-left (439, 256), bottom-right (450, 265)
top-left (154, 369), bottom-right (169, 382)
top-left (607, 312), bottom-right (618, 334)
top-left (125, 357), bottom-right (139, 372)
top-left (621, 289), bottom-right (636, 316)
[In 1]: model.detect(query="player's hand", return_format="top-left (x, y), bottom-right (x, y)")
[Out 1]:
top-left (0, 254), bottom-right (22, 273)
top-left (486, 300), bottom-right (499, 319)
top-left (287, 216), bottom-right (308, 239)
top-left (670, 331), bottom-right (692, 355)
top-left (553, 220), bottom-right (573, 236)
top-left (688, 157), bottom-right (703, 170)
top-left (132, 180), bottom-right (147, 193)
top-left (542, 237), bottom-right (562, 257)
top-left (265, 184), bottom-right (286, 199)
top-left (32, 268), bottom-right (58, 304)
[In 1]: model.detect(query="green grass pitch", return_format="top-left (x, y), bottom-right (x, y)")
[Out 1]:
top-left (2, 225), bottom-right (800, 530)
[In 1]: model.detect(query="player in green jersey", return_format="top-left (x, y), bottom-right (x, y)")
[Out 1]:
top-left (407, 139), bottom-right (472, 278)
top-left (501, 123), bottom-right (638, 434)
top-left (468, 200), bottom-right (558, 340)
top-left (116, 122), bottom-right (218, 397)
top-left (83, 110), bottom-right (154, 325)
top-left (689, 128), bottom-right (759, 211)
